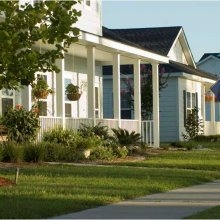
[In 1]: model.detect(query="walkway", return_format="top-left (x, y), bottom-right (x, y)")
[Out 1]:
top-left (53, 180), bottom-right (220, 219)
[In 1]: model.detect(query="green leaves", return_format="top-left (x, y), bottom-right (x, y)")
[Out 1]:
top-left (0, 0), bottom-right (81, 90)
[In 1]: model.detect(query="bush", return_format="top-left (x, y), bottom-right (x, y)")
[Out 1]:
top-left (1, 142), bottom-right (23, 162)
top-left (113, 146), bottom-right (128, 158)
top-left (43, 127), bottom-right (76, 146)
top-left (78, 122), bottom-right (111, 140)
top-left (23, 143), bottom-right (45, 163)
top-left (90, 146), bottom-right (115, 161)
top-left (112, 128), bottom-right (142, 147)
top-left (1, 105), bottom-right (40, 143)
top-left (43, 142), bottom-right (64, 162)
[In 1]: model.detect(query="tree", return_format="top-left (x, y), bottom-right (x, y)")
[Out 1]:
top-left (0, 0), bottom-right (81, 90)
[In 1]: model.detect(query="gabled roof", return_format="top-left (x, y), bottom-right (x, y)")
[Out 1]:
top-left (198, 53), bottom-right (220, 62)
top-left (169, 60), bottom-right (218, 80)
top-left (103, 26), bottom-right (182, 56)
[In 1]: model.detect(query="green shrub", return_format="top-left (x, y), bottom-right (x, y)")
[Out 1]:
top-left (193, 135), bottom-right (220, 142)
top-left (78, 122), bottom-right (111, 140)
top-left (113, 146), bottom-right (128, 158)
top-left (182, 107), bottom-right (203, 140)
top-left (1, 142), bottom-right (23, 162)
top-left (90, 146), bottom-right (115, 161)
top-left (23, 143), bottom-right (45, 162)
top-left (43, 127), bottom-right (76, 146)
top-left (112, 128), bottom-right (142, 146)
top-left (1, 105), bottom-right (40, 143)
top-left (43, 142), bottom-right (64, 162)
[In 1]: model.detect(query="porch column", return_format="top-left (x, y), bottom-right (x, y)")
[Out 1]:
top-left (87, 46), bottom-right (96, 122)
top-left (152, 62), bottom-right (160, 148)
top-left (133, 59), bottom-right (141, 133)
top-left (113, 53), bottom-right (121, 127)
top-left (211, 91), bottom-right (216, 134)
top-left (56, 57), bottom-right (65, 128)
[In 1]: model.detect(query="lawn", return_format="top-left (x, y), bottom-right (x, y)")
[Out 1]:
top-left (0, 146), bottom-right (220, 219)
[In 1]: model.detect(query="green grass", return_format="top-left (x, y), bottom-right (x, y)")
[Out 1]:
top-left (1, 143), bottom-right (220, 219)
top-left (0, 163), bottom-right (220, 219)
top-left (109, 148), bottom-right (220, 171)
top-left (186, 205), bottom-right (220, 219)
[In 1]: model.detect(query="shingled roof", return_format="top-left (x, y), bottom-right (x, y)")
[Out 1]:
top-left (169, 60), bottom-right (218, 80)
top-left (102, 26), bottom-right (182, 56)
top-left (198, 53), bottom-right (220, 62)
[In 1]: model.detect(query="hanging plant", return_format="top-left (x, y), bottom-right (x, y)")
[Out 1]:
top-left (32, 77), bottom-right (54, 99)
top-left (205, 91), bottom-right (213, 102)
top-left (65, 83), bottom-right (81, 101)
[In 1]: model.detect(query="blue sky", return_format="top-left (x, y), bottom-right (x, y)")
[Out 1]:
top-left (102, 1), bottom-right (220, 63)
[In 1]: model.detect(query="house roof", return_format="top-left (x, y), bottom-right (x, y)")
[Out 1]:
top-left (198, 53), bottom-right (220, 62)
top-left (169, 60), bottom-right (218, 80)
top-left (102, 26), bottom-right (182, 56)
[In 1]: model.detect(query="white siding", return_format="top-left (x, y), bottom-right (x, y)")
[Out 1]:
top-left (169, 39), bottom-right (188, 64)
top-left (75, 0), bottom-right (102, 36)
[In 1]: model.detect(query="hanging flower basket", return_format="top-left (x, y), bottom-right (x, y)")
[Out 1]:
top-left (33, 90), bottom-right (49, 99)
top-left (67, 92), bottom-right (81, 101)
top-left (205, 92), bottom-right (213, 102)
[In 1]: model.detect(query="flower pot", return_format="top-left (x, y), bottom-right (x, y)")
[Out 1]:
top-left (67, 93), bottom-right (81, 101)
top-left (33, 90), bottom-right (49, 99)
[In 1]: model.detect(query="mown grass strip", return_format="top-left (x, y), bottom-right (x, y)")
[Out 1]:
top-left (0, 163), bottom-right (220, 219)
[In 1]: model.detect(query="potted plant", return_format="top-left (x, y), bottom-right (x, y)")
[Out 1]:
top-left (65, 83), bottom-right (81, 101)
top-left (32, 77), bottom-right (54, 99)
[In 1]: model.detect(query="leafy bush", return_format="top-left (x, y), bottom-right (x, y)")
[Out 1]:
top-left (193, 135), bottom-right (220, 142)
top-left (1, 105), bottom-right (40, 143)
top-left (113, 146), bottom-right (128, 158)
top-left (90, 146), bottom-right (115, 161)
top-left (1, 142), bottom-right (23, 162)
top-left (23, 143), bottom-right (45, 162)
top-left (182, 107), bottom-right (203, 140)
top-left (78, 122), bottom-right (111, 140)
top-left (43, 127), bottom-right (76, 146)
top-left (75, 135), bottom-right (103, 151)
top-left (43, 142), bottom-right (64, 162)
top-left (112, 128), bottom-right (142, 146)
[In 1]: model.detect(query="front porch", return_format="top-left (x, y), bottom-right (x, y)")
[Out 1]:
top-left (38, 117), bottom-right (154, 146)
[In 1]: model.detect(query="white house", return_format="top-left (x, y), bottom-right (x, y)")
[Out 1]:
top-left (0, 0), bottom-right (170, 147)
top-left (103, 27), bottom-right (218, 142)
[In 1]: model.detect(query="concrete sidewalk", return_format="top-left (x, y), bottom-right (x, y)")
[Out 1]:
top-left (53, 180), bottom-right (220, 219)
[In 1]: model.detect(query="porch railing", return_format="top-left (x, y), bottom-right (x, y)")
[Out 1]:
top-left (38, 117), bottom-right (154, 145)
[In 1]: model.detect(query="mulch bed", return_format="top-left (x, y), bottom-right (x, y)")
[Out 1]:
top-left (0, 177), bottom-right (15, 187)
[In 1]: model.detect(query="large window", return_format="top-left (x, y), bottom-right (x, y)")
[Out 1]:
top-left (183, 90), bottom-right (198, 126)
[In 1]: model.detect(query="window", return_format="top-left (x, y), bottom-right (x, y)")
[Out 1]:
top-left (64, 78), bottom-right (72, 117)
top-left (35, 74), bottom-right (48, 116)
top-left (85, 0), bottom-right (91, 6)
top-left (1, 89), bottom-right (14, 115)
top-left (95, 86), bottom-right (99, 118)
top-left (183, 90), bottom-right (198, 126)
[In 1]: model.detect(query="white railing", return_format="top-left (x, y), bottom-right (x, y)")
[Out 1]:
top-left (38, 117), bottom-right (154, 145)
top-left (204, 121), bottom-right (220, 135)
top-left (141, 120), bottom-right (153, 146)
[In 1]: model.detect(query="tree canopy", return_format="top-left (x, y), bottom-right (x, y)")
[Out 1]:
top-left (0, 0), bottom-right (81, 90)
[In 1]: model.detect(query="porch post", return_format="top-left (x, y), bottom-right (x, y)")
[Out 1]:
top-left (152, 62), bottom-right (160, 148)
top-left (56, 57), bottom-right (65, 129)
top-left (211, 91), bottom-right (216, 134)
top-left (133, 59), bottom-right (141, 133)
top-left (87, 46), bottom-right (96, 123)
top-left (113, 53), bottom-right (121, 127)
